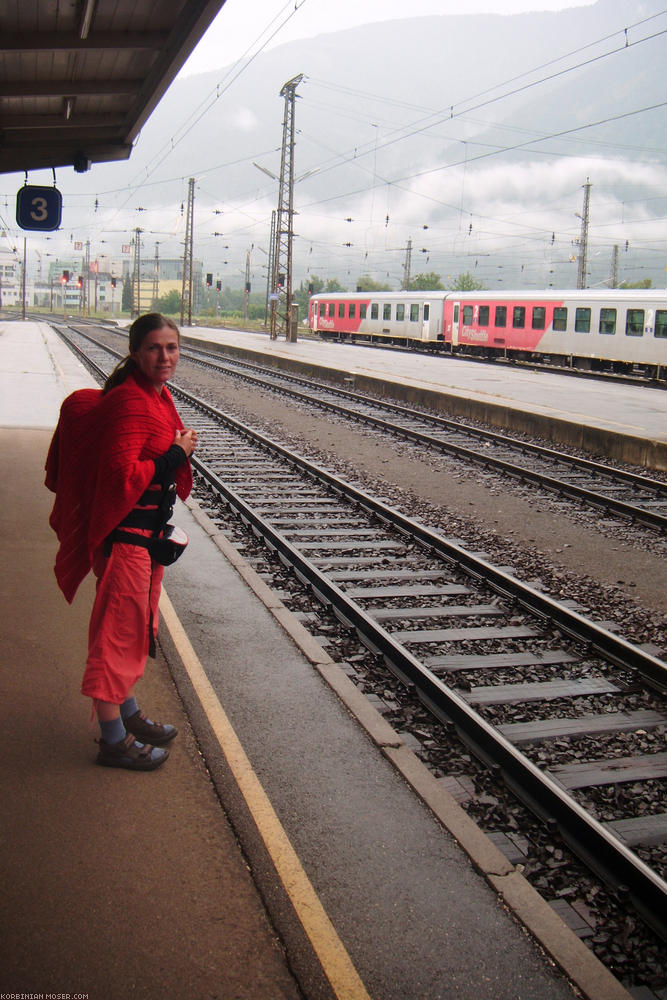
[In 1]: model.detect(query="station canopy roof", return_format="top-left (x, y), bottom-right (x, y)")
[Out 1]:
top-left (0, 0), bottom-right (228, 175)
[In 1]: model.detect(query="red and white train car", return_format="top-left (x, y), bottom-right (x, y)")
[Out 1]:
top-left (308, 289), bottom-right (667, 377)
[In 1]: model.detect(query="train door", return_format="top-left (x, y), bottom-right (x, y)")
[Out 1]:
top-left (451, 301), bottom-right (460, 346)
top-left (421, 301), bottom-right (431, 340)
top-left (311, 300), bottom-right (318, 332)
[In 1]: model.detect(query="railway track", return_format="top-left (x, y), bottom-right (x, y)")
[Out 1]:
top-left (312, 329), bottom-right (667, 387)
top-left (57, 323), bottom-right (667, 952)
top-left (175, 344), bottom-right (667, 534)
top-left (66, 323), bottom-right (667, 536)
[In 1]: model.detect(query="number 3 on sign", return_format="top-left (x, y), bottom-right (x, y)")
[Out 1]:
top-left (16, 185), bottom-right (62, 232)
top-left (30, 196), bottom-right (48, 222)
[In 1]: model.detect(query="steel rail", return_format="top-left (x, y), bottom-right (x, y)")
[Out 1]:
top-left (59, 326), bottom-right (667, 941)
top-left (310, 329), bottom-right (667, 387)
top-left (188, 448), bottom-right (667, 946)
top-left (184, 346), bottom-right (667, 494)
top-left (57, 324), bottom-right (667, 692)
top-left (182, 347), bottom-right (667, 532)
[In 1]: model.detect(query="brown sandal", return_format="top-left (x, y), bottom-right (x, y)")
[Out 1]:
top-left (96, 733), bottom-right (169, 771)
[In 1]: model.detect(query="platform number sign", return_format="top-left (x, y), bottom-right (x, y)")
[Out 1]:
top-left (16, 185), bottom-right (62, 232)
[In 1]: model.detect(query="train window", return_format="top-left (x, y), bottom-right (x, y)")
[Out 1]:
top-left (424, 304), bottom-right (430, 320)
top-left (318, 302), bottom-right (325, 317)
top-left (532, 306), bottom-right (546, 330)
top-left (575, 308), bottom-right (591, 333)
top-left (625, 309), bottom-right (644, 337)
top-left (462, 305), bottom-right (474, 324)
top-left (410, 304), bottom-right (420, 322)
top-left (349, 303), bottom-right (356, 318)
top-left (338, 303), bottom-right (345, 318)
top-left (360, 304), bottom-right (367, 319)
top-left (383, 303), bottom-right (392, 320)
top-left (371, 303), bottom-right (378, 319)
top-left (396, 304), bottom-right (405, 321)
top-left (478, 305), bottom-right (489, 325)
top-left (453, 305), bottom-right (459, 323)
top-left (495, 306), bottom-right (506, 327)
top-left (599, 308), bottom-right (616, 335)
top-left (513, 306), bottom-right (525, 328)
top-left (553, 307), bottom-right (567, 331)
top-left (328, 302), bottom-right (335, 317)
top-left (655, 310), bottom-right (667, 337)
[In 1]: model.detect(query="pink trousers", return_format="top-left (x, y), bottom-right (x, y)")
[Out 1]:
top-left (81, 536), bottom-right (164, 705)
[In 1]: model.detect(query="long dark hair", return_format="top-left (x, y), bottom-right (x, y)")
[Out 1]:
top-left (103, 313), bottom-right (180, 393)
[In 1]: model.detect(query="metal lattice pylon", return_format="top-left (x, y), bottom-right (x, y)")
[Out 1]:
top-left (153, 242), bottom-right (160, 305)
top-left (131, 227), bottom-right (142, 318)
top-left (181, 177), bottom-right (195, 327)
top-left (270, 74), bottom-right (303, 340)
top-left (576, 178), bottom-right (591, 290)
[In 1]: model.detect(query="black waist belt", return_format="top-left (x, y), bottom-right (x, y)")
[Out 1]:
top-left (110, 525), bottom-right (188, 566)
top-left (117, 482), bottom-right (177, 531)
top-left (105, 480), bottom-right (179, 560)
top-left (118, 508), bottom-right (162, 530)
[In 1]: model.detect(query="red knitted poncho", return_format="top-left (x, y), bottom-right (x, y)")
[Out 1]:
top-left (45, 370), bottom-right (192, 602)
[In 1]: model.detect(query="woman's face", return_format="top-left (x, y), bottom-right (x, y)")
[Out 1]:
top-left (131, 326), bottom-right (180, 391)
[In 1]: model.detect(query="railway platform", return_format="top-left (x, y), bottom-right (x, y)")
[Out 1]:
top-left (179, 323), bottom-right (667, 472)
top-left (0, 318), bottom-right (640, 1000)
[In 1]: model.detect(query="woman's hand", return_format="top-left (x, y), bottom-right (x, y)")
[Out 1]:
top-left (174, 428), bottom-right (198, 457)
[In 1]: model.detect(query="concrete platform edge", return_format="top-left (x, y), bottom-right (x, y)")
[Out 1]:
top-left (179, 495), bottom-right (633, 1000)
top-left (181, 334), bottom-right (667, 472)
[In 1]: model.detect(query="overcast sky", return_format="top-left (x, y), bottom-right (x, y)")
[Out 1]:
top-left (6, 0), bottom-right (662, 293)
top-left (181, 0), bottom-right (595, 76)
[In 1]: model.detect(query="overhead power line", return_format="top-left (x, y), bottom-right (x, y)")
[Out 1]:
top-left (106, 0), bottom-right (311, 219)
top-left (301, 18), bottom-right (667, 186)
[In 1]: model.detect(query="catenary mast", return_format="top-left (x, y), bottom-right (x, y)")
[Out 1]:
top-left (270, 74), bottom-right (303, 340)
top-left (181, 177), bottom-right (195, 327)
top-left (576, 178), bottom-right (591, 290)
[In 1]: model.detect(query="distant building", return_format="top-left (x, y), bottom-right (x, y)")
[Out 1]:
top-left (121, 257), bottom-right (203, 312)
top-left (0, 253), bottom-right (204, 315)
top-left (0, 251), bottom-right (20, 307)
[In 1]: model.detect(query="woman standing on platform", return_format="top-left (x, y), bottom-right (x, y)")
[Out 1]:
top-left (45, 313), bottom-right (198, 771)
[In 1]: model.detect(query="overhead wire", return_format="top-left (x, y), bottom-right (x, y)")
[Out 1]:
top-left (299, 16), bottom-right (667, 185)
top-left (14, 7), bottom-right (665, 287)
top-left (104, 0), bottom-right (312, 221)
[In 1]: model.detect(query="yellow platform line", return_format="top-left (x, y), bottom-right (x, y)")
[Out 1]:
top-left (160, 589), bottom-right (372, 1000)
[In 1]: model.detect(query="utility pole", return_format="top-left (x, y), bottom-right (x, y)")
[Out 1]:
top-left (153, 242), bottom-right (160, 305)
top-left (83, 240), bottom-right (90, 317)
top-left (610, 244), bottom-right (619, 288)
top-left (244, 248), bottom-right (251, 324)
top-left (132, 228), bottom-right (143, 317)
top-left (265, 211), bottom-right (276, 330)
top-left (270, 73), bottom-right (303, 340)
top-left (21, 237), bottom-right (26, 321)
top-left (181, 177), bottom-right (195, 327)
top-left (402, 238), bottom-right (413, 290)
top-left (576, 178), bottom-right (591, 290)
